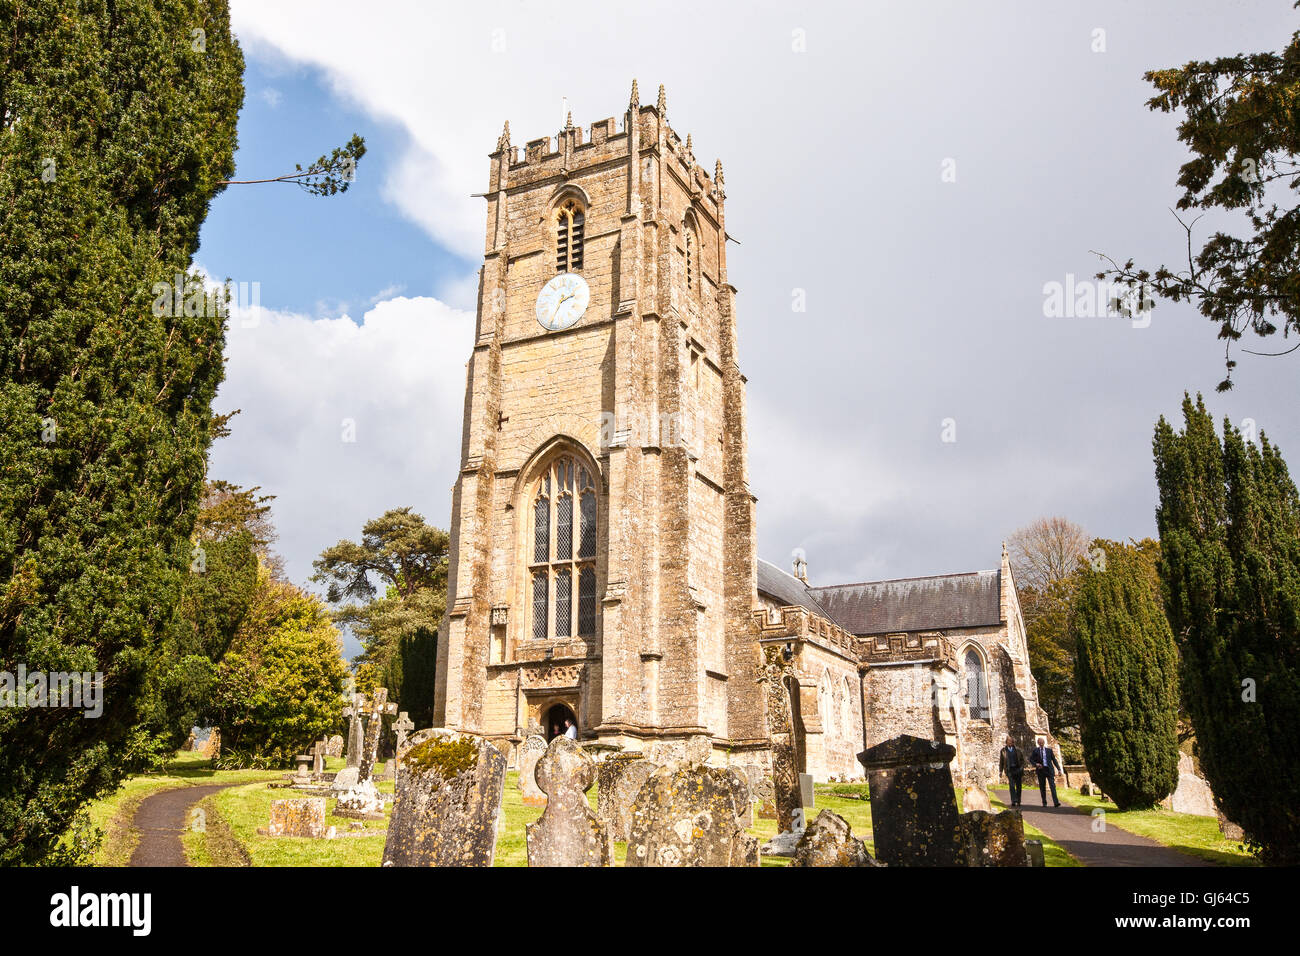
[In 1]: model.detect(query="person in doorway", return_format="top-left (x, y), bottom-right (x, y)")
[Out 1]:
top-left (564, 717), bottom-right (578, 740)
top-left (1032, 736), bottom-right (1062, 807)
top-left (998, 734), bottom-right (1025, 806)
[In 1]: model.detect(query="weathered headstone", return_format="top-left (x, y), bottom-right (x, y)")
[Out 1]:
top-left (789, 810), bottom-right (881, 867)
top-left (331, 766), bottom-right (360, 792)
top-left (722, 767), bottom-right (753, 829)
top-left (262, 798), bottom-right (335, 839)
top-left (753, 776), bottom-right (778, 819)
top-left (857, 735), bottom-right (964, 867)
top-left (335, 779), bottom-right (384, 819)
top-left (311, 739), bottom-right (328, 775)
top-left (757, 647), bottom-right (801, 833)
top-left (358, 687), bottom-right (397, 784)
top-left (326, 734), bottom-right (344, 758)
top-left (525, 737), bottom-right (612, 867)
top-left (625, 764), bottom-right (758, 867)
top-left (1164, 753), bottom-right (1217, 817)
top-left (1025, 838), bottom-right (1045, 867)
top-left (343, 694), bottom-right (365, 770)
top-left (596, 752), bottom-right (658, 841)
top-left (962, 782), bottom-right (992, 813)
top-left (391, 711), bottom-right (415, 778)
top-left (798, 772), bottom-right (815, 809)
top-left (960, 809), bottom-right (1030, 867)
top-left (383, 733), bottom-right (507, 867)
top-left (516, 734), bottom-right (549, 807)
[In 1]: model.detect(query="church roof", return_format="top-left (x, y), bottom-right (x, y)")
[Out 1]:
top-left (757, 559), bottom-right (1003, 636)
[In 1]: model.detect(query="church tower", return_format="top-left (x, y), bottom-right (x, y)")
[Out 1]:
top-left (432, 83), bottom-right (766, 764)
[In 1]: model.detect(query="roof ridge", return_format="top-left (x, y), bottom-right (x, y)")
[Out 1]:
top-left (809, 569), bottom-right (998, 592)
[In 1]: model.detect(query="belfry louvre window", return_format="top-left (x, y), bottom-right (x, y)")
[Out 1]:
top-left (556, 200), bottom-right (584, 272)
top-left (529, 455), bottom-right (597, 638)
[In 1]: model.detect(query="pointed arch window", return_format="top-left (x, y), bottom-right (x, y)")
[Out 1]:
top-left (556, 200), bottom-right (585, 273)
top-left (529, 454), bottom-right (598, 639)
top-left (965, 648), bottom-right (990, 720)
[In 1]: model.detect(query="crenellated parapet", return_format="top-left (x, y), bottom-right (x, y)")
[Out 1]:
top-left (752, 605), bottom-right (859, 661)
top-left (860, 631), bottom-right (958, 669)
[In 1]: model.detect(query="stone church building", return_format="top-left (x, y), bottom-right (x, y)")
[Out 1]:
top-left (432, 83), bottom-right (1052, 785)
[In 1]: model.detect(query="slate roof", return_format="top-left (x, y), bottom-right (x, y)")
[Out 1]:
top-left (756, 559), bottom-right (1003, 637)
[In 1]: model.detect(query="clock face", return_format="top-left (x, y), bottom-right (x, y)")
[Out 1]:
top-left (535, 272), bottom-right (590, 332)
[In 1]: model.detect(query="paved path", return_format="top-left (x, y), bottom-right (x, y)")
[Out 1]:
top-left (994, 789), bottom-right (1211, 867)
top-left (128, 784), bottom-right (231, 867)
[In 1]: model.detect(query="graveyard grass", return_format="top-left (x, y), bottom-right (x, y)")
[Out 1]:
top-left (1058, 789), bottom-right (1256, 866)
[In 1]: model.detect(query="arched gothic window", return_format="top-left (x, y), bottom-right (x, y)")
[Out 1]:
top-left (841, 675), bottom-right (854, 738)
top-left (965, 648), bottom-right (989, 720)
top-left (555, 200), bottom-right (584, 273)
top-left (530, 454), bottom-right (597, 640)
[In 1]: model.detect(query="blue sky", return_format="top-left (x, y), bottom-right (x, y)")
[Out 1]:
top-left (199, 56), bottom-right (471, 318)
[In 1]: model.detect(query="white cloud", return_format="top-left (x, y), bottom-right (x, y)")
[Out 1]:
top-left (208, 295), bottom-right (475, 610)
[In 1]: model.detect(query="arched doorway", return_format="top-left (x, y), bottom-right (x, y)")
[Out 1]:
top-left (544, 703), bottom-right (577, 741)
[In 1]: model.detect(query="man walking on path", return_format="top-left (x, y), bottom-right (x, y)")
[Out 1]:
top-left (1032, 736), bottom-right (1062, 807)
top-left (999, 734), bottom-right (1025, 806)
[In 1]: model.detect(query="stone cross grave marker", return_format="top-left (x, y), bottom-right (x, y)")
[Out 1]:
top-left (390, 711), bottom-right (414, 779)
top-left (311, 739), bottom-right (328, 775)
top-left (525, 736), bottom-right (612, 866)
top-left (358, 687), bottom-right (397, 784)
top-left (342, 693), bottom-right (365, 770)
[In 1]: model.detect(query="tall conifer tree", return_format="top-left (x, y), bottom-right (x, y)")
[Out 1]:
top-left (0, 1), bottom-right (243, 864)
top-left (1154, 395), bottom-right (1300, 864)
top-left (1072, 539), bottom-right (1180, 810)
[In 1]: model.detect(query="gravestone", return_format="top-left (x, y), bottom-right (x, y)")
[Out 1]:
top-left (358, 687), bottom-right (397, 784)
top-left (722, 767), bottom-right (753, 829)
top-left (596, 753), bottom-right (659, 841)
top-left (960, 809), bottom-right (1030, 867)
top-left (516, 735), bottom-right (549, 807)
top-left (798, 772), bottom-right (815, 809)
top-left (525, 737), bottom-right (612, 867)
top-left (962, 783), bottom-right (992, 813)
top-left (391, 711), bottom-right (415, 777)
top-left (290, 754), bottom-right (312, 787)
top-left (331, 766), bottom-right (360, 792)
top-left (311, 740), bottom-right (328, 775)
top-left (335, 779), bottom-right (384, 820)
top-left (326, 734), bottom-right (344, 758)
top-left (857, 735), bottom-right (964, 867)
top-left (789, 810), bottom-right (881, 867)
top-left (262, 798), bottom-right (335, 839)
top-left (1164, 753), bottom-right (1217, 817)
top-left (625, 764), bottom-right (758, 867)
top-left (343, 694), bottom-right (365, 769)
top-left (757, 647), bottom-right (801, 833)
top-left (383, 733), bottom-right (507, 867)
top-left (753, 776), bottom-right (778, 819)
top-left (1025, 839), bottom-right (1045, 867)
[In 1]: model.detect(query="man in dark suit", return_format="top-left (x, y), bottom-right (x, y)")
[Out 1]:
top-left (998, 735), bottom-right (1025, 806)
top-left (1032, 736), bottom-right (1062, 807)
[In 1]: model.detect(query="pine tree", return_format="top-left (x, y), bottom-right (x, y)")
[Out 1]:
top-left (1154, 394), bottom-right (1300, 864)
top-left (1072, 539), bottom-right (1180, 810)
top-left (0, 1), bottom-right (243, 864)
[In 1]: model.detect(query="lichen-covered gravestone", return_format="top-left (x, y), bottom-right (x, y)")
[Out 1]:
top-left (789, 810), bottom-right (880, 867)
top-left (326, 734), bottom-right (344, 758)
top-left (857, 735), bottom-right (964, 867)
top-left (525, 737), bottom-right (612, 867)
top-left (516, 735), bottom-right (549, 807)
top-left (596, 752), bottom-right (658, 841)
top-left (262, 798), bottom-right (335, 839)
top-left (382, 733), bottom-right (506, 867)
top-left (625, 764), bottom-right (758, 867)
top-left (722, 767), bottom-right (753, 829)
top-left (962, 782), bottom-right (992, 813)
top-left (959, 809), bottom-right (1030, 867)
